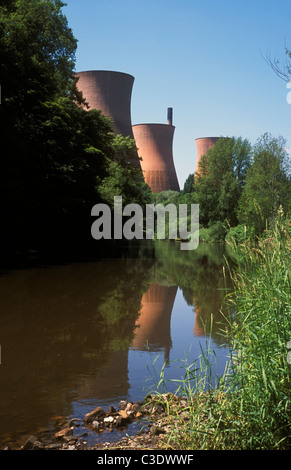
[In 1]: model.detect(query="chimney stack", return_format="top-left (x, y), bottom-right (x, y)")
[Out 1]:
top-left (167, 107), bottom-right (173, 126)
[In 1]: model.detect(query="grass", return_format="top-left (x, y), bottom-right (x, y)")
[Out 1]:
top-left (145, 212), bottom-right (291, 450)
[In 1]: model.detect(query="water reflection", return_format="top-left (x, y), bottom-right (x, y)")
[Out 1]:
top-left (0, 241), bottom-right (233, 448)
top-left (132, 284), bottom-right (178, 363)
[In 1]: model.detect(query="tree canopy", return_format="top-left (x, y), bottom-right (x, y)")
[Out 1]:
top-left (194, 137), bottom-right (251, 226)
top-left (0, 0), bottom-right (152, 262)
top-left (172, 133), bottom-right (290, 241)
top-left (238, 133), bottom-right (291, 233)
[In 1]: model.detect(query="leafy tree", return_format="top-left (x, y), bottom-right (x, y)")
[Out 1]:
top-left (98, 135), bottom-right (152, 208)
top-left (0, 0), bottom-right (77, 110)
top-left (238, 133), bottom-right (291, 234)
top-left (0, 0), bottom-right (83, 252)
top-left (0, 0), bottom-right (152, 260)
top-left (194, 137), bottom-right (251, 227)
top-left (182, 173), bottom-right (195, 194)
top-left (152, 190), bottom-right (180, 205)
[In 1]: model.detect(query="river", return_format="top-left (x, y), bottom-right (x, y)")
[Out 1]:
top-left (0, 240), bottom-right (234, 449)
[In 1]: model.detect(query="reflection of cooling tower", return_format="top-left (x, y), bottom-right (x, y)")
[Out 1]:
top-left (193, 304), bottom-right (205, 337)
top-left (75, 70), bottom-right (135, 139)
top-left (195, 137), bottom-right (219, 174)
top-left (132, 110), bottom-right (180, 193)
top-left (131, 284), bottom-right (177, 360)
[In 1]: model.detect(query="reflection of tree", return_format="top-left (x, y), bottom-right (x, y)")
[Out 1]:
top-left (0, 254), bottom-right (155, 442)
top-left (152, 241), bottom-right (234, 344)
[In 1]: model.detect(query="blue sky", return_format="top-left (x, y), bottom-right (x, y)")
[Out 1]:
top-left (63, 0), bottom-right (291, 187)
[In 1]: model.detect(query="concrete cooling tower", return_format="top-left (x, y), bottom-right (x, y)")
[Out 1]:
top-left (75, 70), bottom-right (135, 139)
top-left (195, 137), bottom-right (220, 175)
top-left (132, 108), bottom-right (180, 193)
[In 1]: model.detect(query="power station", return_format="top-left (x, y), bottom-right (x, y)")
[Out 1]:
top-left (76, 69), bottom-right (221, 191)
top-left (132, 108), bottom-right (180, 193)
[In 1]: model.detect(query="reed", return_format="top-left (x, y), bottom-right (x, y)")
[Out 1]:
top-left (224, 211), bottom-right (291, 449)
top-left (146, 212), bottom-right (291, 449)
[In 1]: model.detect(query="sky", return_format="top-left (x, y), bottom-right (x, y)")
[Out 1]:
top-left (63, 0), bottom-right (291, 188)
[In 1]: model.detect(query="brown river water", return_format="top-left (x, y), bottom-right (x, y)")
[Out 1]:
top-left (0, 240), bottom-right (234, 449)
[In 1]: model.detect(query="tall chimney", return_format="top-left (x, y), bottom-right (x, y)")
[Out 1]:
top-left (167, 107), bottom-right (173, 126)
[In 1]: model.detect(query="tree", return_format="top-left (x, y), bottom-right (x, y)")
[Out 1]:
top-left (0, 0), bottom-right (116, 259)
top-left (194, 137), bottom-right (251, 226)
top-left (98, 135), bottom-right (152, 208)
top-left (182, 173), bottom-right (195, 194)
top-left (238, 133), bottom-right (291, 234)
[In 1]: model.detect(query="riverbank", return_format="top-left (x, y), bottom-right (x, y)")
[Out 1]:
top-left (11, 393), bottom-right (194, 451)
top-left (12, 390), bottom-right (238, 451)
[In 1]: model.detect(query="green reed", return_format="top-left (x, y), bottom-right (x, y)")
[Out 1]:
top-left (145, 212), bottom-right (291, 450)
top-left (224, 213), bottom-right (291, 449)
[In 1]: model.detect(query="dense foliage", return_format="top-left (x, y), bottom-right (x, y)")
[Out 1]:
top-left (194, 136), bottom-right (252, 227)
top-left (238, 133), bottom-right (291, 233)
top-left (157, 133), bottom-right (290, 242)
top-left (0, 0), bottom-right (150, 262)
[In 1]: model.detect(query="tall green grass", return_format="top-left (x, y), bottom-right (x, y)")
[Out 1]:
top-left (224, 213), bottom-right (291, 449)
top-left (145, 213), bottom-right (291, 450)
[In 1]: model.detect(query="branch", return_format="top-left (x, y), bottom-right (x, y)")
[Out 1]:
top-left (263, 51), bottom-right (291, 82)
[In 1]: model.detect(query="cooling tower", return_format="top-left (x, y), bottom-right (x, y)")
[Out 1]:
top-left (195, 137), bottom-right (220, 175)
top-left (132, 109), bottom-right (180, 193)
top-left (75, 70), bottom-right (135, 139)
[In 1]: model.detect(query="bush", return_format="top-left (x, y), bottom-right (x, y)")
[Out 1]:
top-left (225, 224), bottom-right (255, 243)
top-left (199, 221), bottom-right (226, 242)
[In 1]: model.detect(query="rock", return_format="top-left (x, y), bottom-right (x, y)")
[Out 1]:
top-left (116, 409), bottom-right (132, 427)
top-left (22, 435), bottom-right (44, 450)
top-left (145, 394), bottom-right (156, 402)
top-left (180, 400), bottom-right (188, 408)
top-left (115, 416), bottom-right (124, 427)
top-left (55, 427), bottom-right (73, 438)
top-left (152, 404), bottom-right (165, 414)
top-left (132, 403), bottom-right (141, 414)
top-left (107, 406), bottom-right (116, 414)
top-left (119, 400), bottom-right (127, 410)
top-left (84, 406), bottom-right (106, 424)
top-left (46, 443), bottom-right (62, 450)
top-left (104, 416), bottom-right (114, 425)
top-left (150, 425), bottom-right (166, 436)
top-left (64, 435), bottom-right (78, 443)
top-left (119, 409), bottom-right (130, 420)
top-left (68, 417), bottom-right (82, 427)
